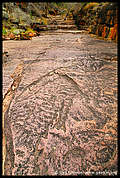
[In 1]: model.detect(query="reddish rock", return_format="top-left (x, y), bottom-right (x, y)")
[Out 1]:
top-left (102, 26), bottom-right (107, 38)
top-left (9, 33), bottom-right (15, 40)
top-left (75, 3), bottom-right (118, 42)
top-left (3, 32), bottom-right (117, 175)
top-left (28, 32), bottom-right (35, 37)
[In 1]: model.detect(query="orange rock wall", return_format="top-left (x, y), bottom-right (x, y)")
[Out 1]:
top-left (76, 3), bottom-right (118, 42)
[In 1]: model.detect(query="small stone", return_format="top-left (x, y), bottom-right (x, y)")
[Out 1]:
top-left (12, 85), bottom-right (15, 91)
top-left (9, 33), bottom-right (15, 40)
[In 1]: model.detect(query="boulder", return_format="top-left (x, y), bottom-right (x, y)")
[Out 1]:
top-left (2, 10), bottom-right (9, 20)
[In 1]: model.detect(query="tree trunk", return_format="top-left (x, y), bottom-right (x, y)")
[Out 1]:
top-left (45, 2), bottom-right (48, 17)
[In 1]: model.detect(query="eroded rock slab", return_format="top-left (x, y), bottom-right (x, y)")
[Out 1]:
top-left (3, 31), bottom-right (118, 176)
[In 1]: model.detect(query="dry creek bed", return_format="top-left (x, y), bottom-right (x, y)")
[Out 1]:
top-left (2, 30), bottom-right (118, 176)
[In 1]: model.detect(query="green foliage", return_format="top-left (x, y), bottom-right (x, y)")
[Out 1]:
top-left (10, 28), bottom-right (25, 35)
top-left (11, 28), bottom-right (20, 35)
top-left (25, 28), bottom-right (35, 34)
top-left (41, 17), bottom-right (48, 25)
top-left (2, 27), bottom-right (8, 35)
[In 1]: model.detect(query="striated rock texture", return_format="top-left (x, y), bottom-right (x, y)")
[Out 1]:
top-left (74, 2), bottom-right (118, 42)
top-left (3, 32), bottom-right (118, 176)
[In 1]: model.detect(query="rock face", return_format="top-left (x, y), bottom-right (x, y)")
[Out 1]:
top-left (74, 2), bottom-right (118, 42)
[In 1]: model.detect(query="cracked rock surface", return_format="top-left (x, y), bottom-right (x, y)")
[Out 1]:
top-left (3, 30), bottom-right (118, 176)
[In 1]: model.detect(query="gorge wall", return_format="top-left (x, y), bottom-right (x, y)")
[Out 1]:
top-left (74, 2), bottom-right (118, 42)
top-left (2, 2), bottom-right (118, 42)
